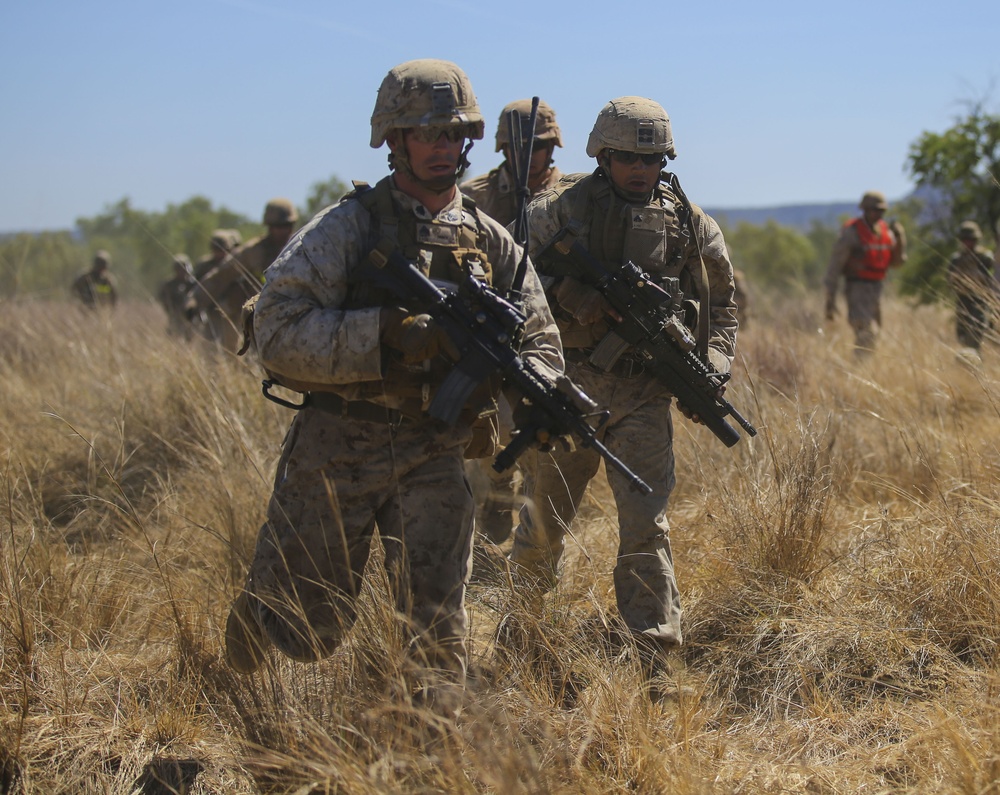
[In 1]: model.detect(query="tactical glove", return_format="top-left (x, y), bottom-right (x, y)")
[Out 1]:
top-left (511, 399), bottom-right (572, 453)
top-left (380, 308), bottom-right (460, 364)
top-left (555, 277), bottom-right (614, 325)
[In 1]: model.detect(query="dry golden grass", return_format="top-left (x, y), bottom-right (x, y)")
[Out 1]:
top-left (2, 294), bottom-right (1000, 793)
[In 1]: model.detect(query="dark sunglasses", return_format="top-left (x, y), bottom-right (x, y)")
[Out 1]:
top-left (608, 149), bottom-right (664, 166)
top-left (407, 125), bottom-right (467, 144)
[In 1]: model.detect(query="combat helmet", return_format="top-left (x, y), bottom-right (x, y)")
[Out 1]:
top-left (957, 220), bottom-right (982, 241)
top-left (859, 191), bottom-right (888, 211)
top-left (210, 228), bottom-right (237, 253)
top-left (173, 253), bottom-right (193, 274)
top-left (495, 98), bottom-right (562, 152)
top-left (262, 198), bottom-right (298, 226)
top-left (586, 97), bottom-right (676, 159)
top-left (370, 59), bottom-right (484, 149)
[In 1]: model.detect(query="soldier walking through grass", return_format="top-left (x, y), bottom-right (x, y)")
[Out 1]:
top-left (224, 59), bottom-right (563, 707)
top-left (71, 250), bottom-right (118, 310)
top-left (193, 202), bottom-right (297, 352)
top-left (462, 98), bottom-right (566, 548)
top-left (947, 220), bottom-right (997, 360)
top-left (824, 190), bottom-right (907, 357)
top-left (157, 254), bottom-right (197, 339)
top-left (507, 96), bottom-right (739, 688)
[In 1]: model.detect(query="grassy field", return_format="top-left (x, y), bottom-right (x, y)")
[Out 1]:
top-left (1, 294), bottom-right (999, 794)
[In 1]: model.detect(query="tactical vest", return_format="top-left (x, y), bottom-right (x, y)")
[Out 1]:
top-left (542, 171), bottom-right (709, 354)
top-left (465, 166), bottom-right (518, 227)
top-left (347, 177), bottom-right (496, 409)
top-left (244, 178), bottom-right (500, 430)
top-left (846, 217), bottom-right (894, 281)
top-left (349, 176), bottom-right (493, 299)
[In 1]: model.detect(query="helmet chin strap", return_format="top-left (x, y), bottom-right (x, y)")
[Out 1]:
top-left (388, 138), bottom-right (474, 195)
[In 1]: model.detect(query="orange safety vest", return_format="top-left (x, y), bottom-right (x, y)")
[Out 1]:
top-left (846, 217), bottom-right (894, 281)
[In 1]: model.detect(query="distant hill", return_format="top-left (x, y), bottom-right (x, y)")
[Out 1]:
top-left (705, 202), bottom-right (857, 231)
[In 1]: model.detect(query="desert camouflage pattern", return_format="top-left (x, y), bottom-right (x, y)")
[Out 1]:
top-left (733, 267), bottom-right (752, 329)
top-left (948, 243), bottom-right (998, 349)
top-left (511, 363), bottom-right (683, 644)
top-left (369, 59), bottom-right (484, 149)
top-left (586, 96), bottom-right (676, 159)
top-left (459, 163), bottom-right (563, 543)
top-left (462, 163), bottom-right (563, 228)
top-left (526, 173), bottom-right (737, 369)
top-left (246, 408), bottom-right (476, 675)
top-left (241, 179), bottom-right (562, 680)
top-left (493, 98), bottom-right (562, 151)
top-left (252, 183), bottom-right (561, 404)
top-left (157, 260), bottom-right (196, 338)
top-left (842, 279), bottom-right (884, 351)
top-left (196, 234), bottom-right (285, 351)
top-left (509, 170), bottom-right (737, 651)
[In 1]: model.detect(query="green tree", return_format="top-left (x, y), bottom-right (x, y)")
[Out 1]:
top-left (902, 100), bottom-right (1000, 303)
top-left (75, 197), bottom-right (254, 296)
top-left (724, 220), bottom-right (819, 295)
top-left (0, 231), bottom-right (85, 299)
top-left (303, 174), bottom-right (349, 219)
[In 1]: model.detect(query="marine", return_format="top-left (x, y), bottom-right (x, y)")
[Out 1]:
top-left (194, 204), bottom-right (297, 351)
top-left (224, 59), bottom-right (563, 708)
top-left (508, 96), bottom-right (739, 686)
top-left (462, 98), bottom-right (566, 546)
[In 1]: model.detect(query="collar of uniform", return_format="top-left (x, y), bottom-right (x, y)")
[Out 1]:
top-left (388, 183), bottom-right (466, 226)
top-left (497, 163), bottom-right (560, 197)
top-left (496, 162), bottom-right (516, 195)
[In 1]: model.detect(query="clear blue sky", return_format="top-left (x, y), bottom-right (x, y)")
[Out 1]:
top-left (2, 0), bottom-right (998, 232)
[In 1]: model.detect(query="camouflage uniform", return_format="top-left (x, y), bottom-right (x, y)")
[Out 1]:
top-left (947, 221), bottom-right (997, 350)
top-left (733, 268), bottom-right (752, 329)
top-left (226, 60), bottom-right (563, 690)
top-left (461, 99), bottom-right (564, 545)
top-left (193, 229), bottom-right (240, 281)
top-left (71, 251), bottom-right (118, 309)
top-left (824, 191), bottom-right (906, 355)
top-left (509, 97), bottom-right (738, 656)
top-left (157, 255), bottom-right (197, 339)
top-left (196, 206), bottom-right (295, 351)
top-left (463, 98), bottom-right (564, 228)
top-left (463, 163), bottom-right (563, 228)
top-left (189, 230), bottom-right (238, 342)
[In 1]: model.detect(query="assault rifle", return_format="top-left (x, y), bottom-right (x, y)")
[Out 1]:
top-left (366, 243), bottom-right (652, 494)
top-left (541, 231), bottom-right (757, 448)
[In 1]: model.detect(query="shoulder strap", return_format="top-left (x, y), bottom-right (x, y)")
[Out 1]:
top-left (664, 171), bottom-right (711, 359)
top-left (567, 169), bottom-right (603, 232)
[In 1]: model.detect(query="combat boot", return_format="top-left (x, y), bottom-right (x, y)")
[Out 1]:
top-left (224, 590), bottom-right (271, 674)
top-left (634, 636), bottom-right (687, 703)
